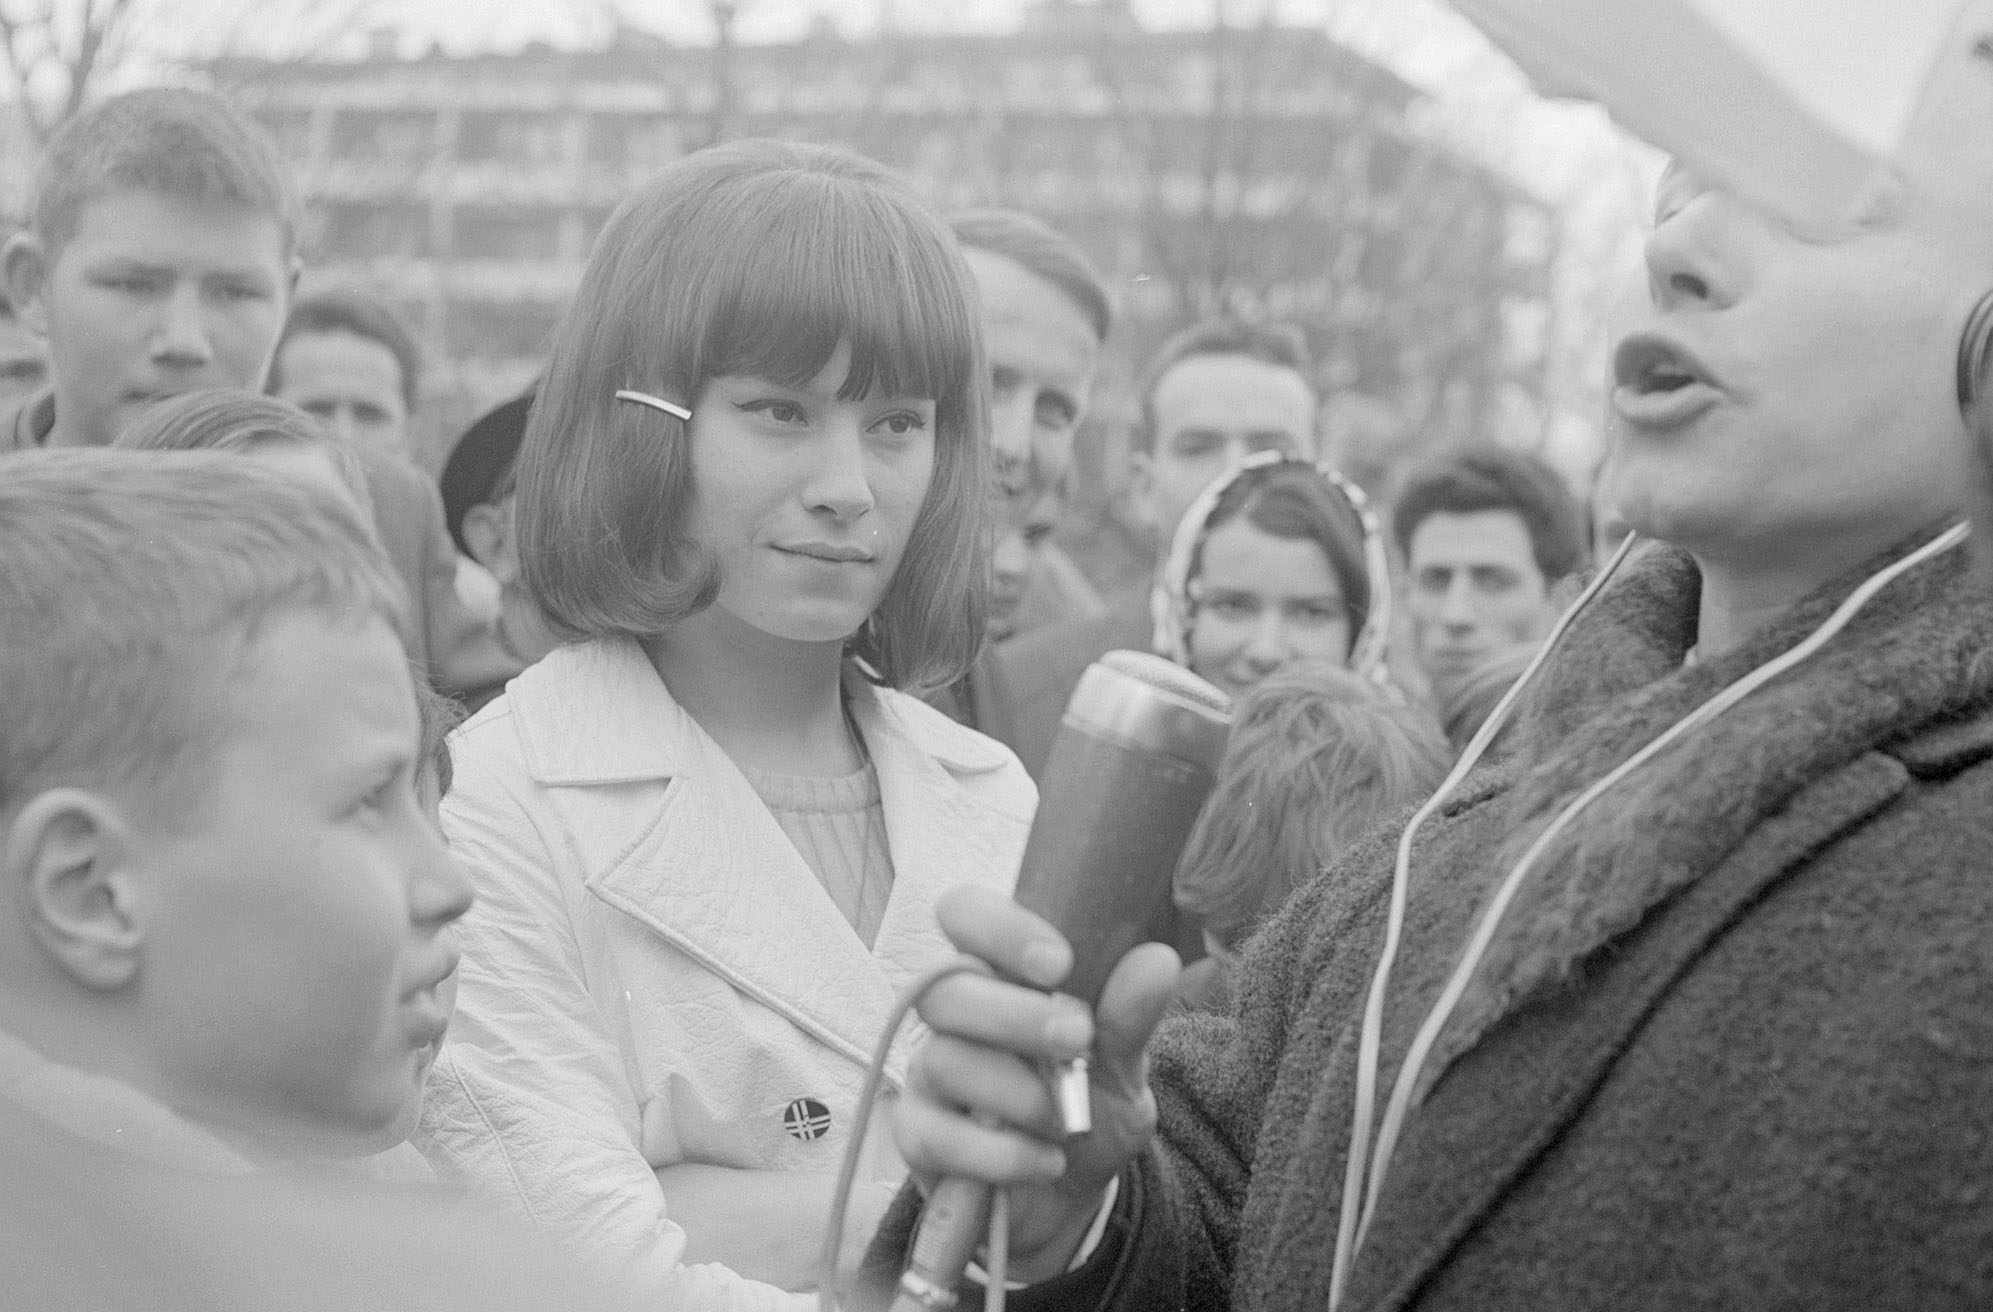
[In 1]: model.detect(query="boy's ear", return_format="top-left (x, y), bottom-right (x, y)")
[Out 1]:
top-left (2, 232), bottom-right (52, 338)
top-left (3, 789), bottom-right (146, 992)
top-left (460, 501), bottom-right (517, 583)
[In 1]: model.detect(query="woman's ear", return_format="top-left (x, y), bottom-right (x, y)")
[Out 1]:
top-left (2, 789), bottom-right (146, 991)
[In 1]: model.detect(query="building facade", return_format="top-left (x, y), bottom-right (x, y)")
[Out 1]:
top-left (210, 3), bottom-right (1555, 470)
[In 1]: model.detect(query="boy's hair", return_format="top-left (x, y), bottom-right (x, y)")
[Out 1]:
top-left (949, 208), bottom-right (1114, 344)
top-left (33, 88), bottom-right (301, 259)
top-left (0, 450), bottom-right (408, 823)
top-left (1390, 446), bottom-right (1589, 583)
top-left (115, 388), bottom-right (372, 513)
top-left (1136, 317), bottom-right (1314, 453)
top-left (413, 681), bottom-right (465, 803)
top-left (1174, 661), bottom-right (1448, 947)
top-left (518, 138), bottom-right (990, 692)
top-left (272, 289), bottom-right (424, 411)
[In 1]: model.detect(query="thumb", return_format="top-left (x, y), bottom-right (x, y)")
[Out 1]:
top-left (1090, 941), bottom-right (1181, 1101)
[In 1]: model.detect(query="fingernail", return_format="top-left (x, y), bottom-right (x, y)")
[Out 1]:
top-left (1022, 938), bottom-right (1071, 987)
top-left (1032, 1147), bottom-right (1068, 1181)
top-left (1044, 1008), bottom-right (1092, 1051)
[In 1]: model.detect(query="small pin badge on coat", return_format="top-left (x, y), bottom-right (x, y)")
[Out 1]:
top-left (782, 1097), bottom-right (832, 1142)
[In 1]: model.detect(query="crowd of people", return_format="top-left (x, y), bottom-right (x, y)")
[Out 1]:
top-left (3, 24), bottom-right (1992, 1309)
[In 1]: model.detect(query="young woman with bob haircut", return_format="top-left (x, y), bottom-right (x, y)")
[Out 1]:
top-left (417, 139), bottom-right (1032, 1309)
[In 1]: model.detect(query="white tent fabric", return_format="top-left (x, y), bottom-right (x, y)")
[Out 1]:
top-left (1449, 0), bottom-right (1968, 223)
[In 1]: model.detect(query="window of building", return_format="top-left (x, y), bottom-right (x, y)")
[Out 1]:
top-left (318, 201), bottom-right (430, 259)
top-left (452, 205), bottom-right (563, 261)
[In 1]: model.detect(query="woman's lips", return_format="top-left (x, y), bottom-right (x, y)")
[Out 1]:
top-left (1612, 331), bottom-right (1723, 430)
top-left (778, 542), bottom-right (874, 564)
top-left (1612, 380), bottom-right (1722, 429)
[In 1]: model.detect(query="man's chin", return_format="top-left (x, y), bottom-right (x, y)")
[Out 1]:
top-left (1425, 651), bottom-right (1488, 691)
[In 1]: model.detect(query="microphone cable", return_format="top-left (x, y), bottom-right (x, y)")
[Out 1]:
top-left (817, 958), bottom-right (1015, 1312)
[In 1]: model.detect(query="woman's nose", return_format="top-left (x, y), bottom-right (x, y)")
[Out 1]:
top-left (1643, 195), bottom-right (1738, 314)
top-left (804, 423), bottom-right (875, 521)
top-left (1245, 610), bottom-right (1289, 664)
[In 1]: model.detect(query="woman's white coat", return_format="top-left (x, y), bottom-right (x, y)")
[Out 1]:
top-left (417, 639), bottom-right (1034, 1307)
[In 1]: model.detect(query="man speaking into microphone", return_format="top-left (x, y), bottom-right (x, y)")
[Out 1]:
top-left (859, 12), bottom-right (1993, 1310)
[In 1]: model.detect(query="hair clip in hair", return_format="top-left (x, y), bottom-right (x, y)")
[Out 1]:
top-left (615, 389), bottom-right (693, 422)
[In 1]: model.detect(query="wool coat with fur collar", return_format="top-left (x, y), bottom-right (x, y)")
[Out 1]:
top-left (862, 530), bottom-right (1993, 1311)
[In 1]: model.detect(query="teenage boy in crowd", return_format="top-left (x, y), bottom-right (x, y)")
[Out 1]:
top-left (0, 88), bottom-right (511, 701)
top-left (994, 317), bottom-right (1321, 774)
top-left (1390, 447), bottom-right (1588, 703)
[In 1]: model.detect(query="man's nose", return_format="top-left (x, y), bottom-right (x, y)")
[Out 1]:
top-left (328, 408), bottom-right (363, 448)
top-left (151, 283), bottom-right (214, 367)
top-left (1439, 576), bottom-right (1478, 627)
top-left (990, 391), bottom-right (1033, 472)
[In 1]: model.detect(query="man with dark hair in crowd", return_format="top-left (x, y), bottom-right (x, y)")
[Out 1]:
top-left (270, 287), bottom-right (423, 460)
top-left (1391, 447), bottom-right (1588, 704)
top-left (993, 316), bottom-right (1320, 775)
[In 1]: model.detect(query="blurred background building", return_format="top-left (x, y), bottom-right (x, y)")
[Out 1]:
top-left (184, 0), bottom-right (1554, 481)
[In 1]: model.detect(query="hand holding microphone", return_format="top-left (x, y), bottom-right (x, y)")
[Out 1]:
top-left (890, 653), bottom-right (1230, 1302)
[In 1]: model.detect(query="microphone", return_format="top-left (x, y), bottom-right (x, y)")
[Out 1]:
top-left (893, 651), bottom-right (1231, 1310)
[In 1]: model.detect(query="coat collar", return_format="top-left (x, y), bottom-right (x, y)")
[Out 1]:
top-left (506, 638), bottom-right (1016, 786)
top-left (510, 640), bottom-right (1028, 1074)
top-left (1425, 526), bottom-right (1993, 1084)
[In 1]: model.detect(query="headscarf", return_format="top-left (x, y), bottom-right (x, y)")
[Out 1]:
top-left (1152, 450), bottom-right (1394, 687)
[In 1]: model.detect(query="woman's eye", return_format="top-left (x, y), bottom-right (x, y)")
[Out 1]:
top-left (1204, 595), bottom-right (1257, 620)
top-left (741, 400), bottom-right (808, 425)
top-left (1288, 603), bottom-right (1342, 627)
top-left (874, 411), bottom-right (929, 437)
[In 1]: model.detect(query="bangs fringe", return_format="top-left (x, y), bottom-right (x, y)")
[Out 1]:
top-left (689, 173), bottom-right (977, 411)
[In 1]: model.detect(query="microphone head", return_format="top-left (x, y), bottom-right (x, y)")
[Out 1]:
top-left (1097, 648), bottom-right (1232, 714)
top-left (1061, 649), bottom-right (1231, 770)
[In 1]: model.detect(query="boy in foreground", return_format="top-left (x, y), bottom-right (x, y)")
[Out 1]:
top-left (0, 449), bottom-right (470, 1172)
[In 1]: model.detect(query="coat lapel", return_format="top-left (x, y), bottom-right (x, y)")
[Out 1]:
top-left (1340, 529), bottom-right (1993, 1309)
top-left (512, 646), bottom-right (1026, 1079)
top-left (1347, 750), bottom-right (1912, 1312)
top-left (853, 679), bottom-right (1029, 1003)
top-left (1428, 533), bottom-right (1993, 1082)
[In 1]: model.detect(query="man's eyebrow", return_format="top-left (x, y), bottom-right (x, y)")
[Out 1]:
top-left (1973, 33), bottom-right (1993, 62)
